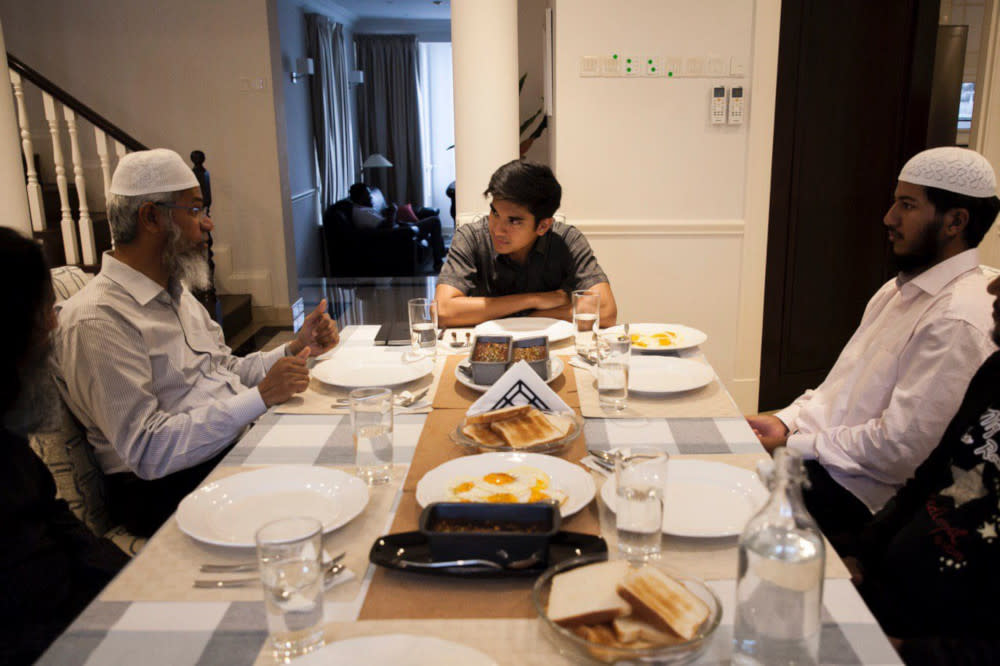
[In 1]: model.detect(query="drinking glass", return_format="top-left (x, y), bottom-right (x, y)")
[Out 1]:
top-left (572, 290), bottom-right (601, 358)
top-left (349, 387), bottom-right (394, 485)
top-left (597, 334), bottom-right (630, 411)
top-left (614, 448), bottom-right (668, 564)
top-left (256, 517), bottom-right (326, 660)
top-left (407, 298), bottom-right (438, 360)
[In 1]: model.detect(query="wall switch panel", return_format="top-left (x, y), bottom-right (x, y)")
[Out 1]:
top-left (664, 56), bottom-right (682, 78)
top-left (643, 56), bottom-right (665, 77)
top-left (706, 54), bottom-right (726, 75)
top-left (602, 54), bottom-right (622, 76)
top-left (730, 56), bottom-right (746, 77)
top-left (684, 56), bottom-right (705, 77)
top-left (622, 54), bottom-right (640, 77)
top-left (711, 85), bottom-right (727, 125)
top-left (728, 86), bottom-right (745, 124)
top-left (580, 56), bottom-right (601, 77)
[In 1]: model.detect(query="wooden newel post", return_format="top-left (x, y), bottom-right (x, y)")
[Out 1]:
top-left (190, 150), bottom-right (219, 322)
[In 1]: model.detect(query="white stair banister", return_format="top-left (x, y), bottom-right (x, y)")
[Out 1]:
top-left (64, 106), bottom-right (96, 264)
top-left (9, 69), bottom-right (45, 232)
top-left (42, 91), bottom-right (78, 265)
top-left (95, 127), bottom-right (111, 204)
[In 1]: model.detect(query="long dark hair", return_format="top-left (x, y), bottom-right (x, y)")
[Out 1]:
top-left (0, 228), bottom-right (51, 414)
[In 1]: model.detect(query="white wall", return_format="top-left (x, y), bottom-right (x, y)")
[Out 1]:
top-left (551, 0), bottom-right (780, 410)
top-left (0, 0), bottom-right (290, 309)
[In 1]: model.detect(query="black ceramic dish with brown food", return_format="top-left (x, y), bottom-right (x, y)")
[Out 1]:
top-left (511, 335), bottom-right (551, 380)
top-left (419, 502), bottom-right (560, 565)
top-left (469, 334), bottom-right (512, 385)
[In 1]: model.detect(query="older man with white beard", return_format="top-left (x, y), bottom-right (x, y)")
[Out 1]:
top-left (54, 149), bottom-right (340, 536)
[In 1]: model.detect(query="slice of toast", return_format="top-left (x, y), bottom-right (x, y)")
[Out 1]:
top-left (464, 404), bottom-right (532, 426)
top-left (489, 408), bottom-right (564, 449)
top-left (460, 423), bottom-right (508, 447)
top-left (548, 559), bottom-right (632, 627)
top-left (616, 567), bottom-right (710, 641)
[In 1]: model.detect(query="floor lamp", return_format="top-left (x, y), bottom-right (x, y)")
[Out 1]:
top-left (361, 153), bottom-right (393, 185)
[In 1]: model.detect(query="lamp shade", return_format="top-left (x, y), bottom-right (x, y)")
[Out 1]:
top-left (362, 153), bottom-right (393, 168)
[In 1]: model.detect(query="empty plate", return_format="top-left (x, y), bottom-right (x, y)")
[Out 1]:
top-left (628, 356), bottom-right (715, 393)
top-left (312, 352), bottom-right (434, 388)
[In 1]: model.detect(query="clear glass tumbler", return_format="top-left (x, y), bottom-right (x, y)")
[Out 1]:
top-left (349, 386), bottom-right (394, 485)
top-left (597, 334), bottom-right (630, 411)
top-left (407, 297), bottom-right (438, 360)
top-left (572, 289), bottom-right (601, 359)
top-left (614, 447), bottom-right (668, 564)
top-left (256, 516), bottom-right (325, 661)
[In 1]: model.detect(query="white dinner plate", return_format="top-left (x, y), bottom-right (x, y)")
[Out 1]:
top-left (474, 317), bottom-right (576, 342)
top-left (600, 459), bottom-right (767, 537)
top-left (176, 466), bottom-right (369, 547)
top-left (605, 322), bottom-right (708, 352)
top-left (455, 356), bottom-right (565, 392)
top-left (311, 352), bottom-right (434, 388)
top-left (294, 634), bottom-right (498, 666)
top-left (416, 451), bottom-right (596, 518)
top-left (628, 356), bottom-right (715, 393)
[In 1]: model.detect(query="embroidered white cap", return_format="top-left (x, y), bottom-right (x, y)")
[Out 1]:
top-left (109, 148), bottom-right (199, 196)
top-left (899, 146), bottom-right (997, 198)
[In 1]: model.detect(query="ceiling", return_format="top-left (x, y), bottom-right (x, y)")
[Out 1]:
top-left (331, 0), bottom-right (451, 20)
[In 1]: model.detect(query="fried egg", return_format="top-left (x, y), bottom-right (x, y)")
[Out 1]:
top-left (444, 465), bottom-right (566, 506)
top-left (630, 330), bottom-right (679, 348)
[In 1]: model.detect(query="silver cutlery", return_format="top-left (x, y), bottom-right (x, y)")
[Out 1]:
top-left (331, 387), bottom-right (429, 409)
top-left (200, 551), bottom-right (344, 574)
top-left (194, 561), bottom-right (346, 589)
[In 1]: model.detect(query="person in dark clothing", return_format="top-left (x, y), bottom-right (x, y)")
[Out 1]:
top-left (0, 228), bottom-right (128, 665)
top-left (839, 273), bottom-right (1000, 665)
top-left (348, 182), bottom-right (446, 270)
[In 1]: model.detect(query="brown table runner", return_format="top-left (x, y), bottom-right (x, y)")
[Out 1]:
top-left (433, 354), bottom-right (580, 410)
top-left (359, 407), bottom-right (600, 620)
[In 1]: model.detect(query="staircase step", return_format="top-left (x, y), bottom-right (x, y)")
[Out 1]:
top-left (219, 293), bottom-right (253, 343)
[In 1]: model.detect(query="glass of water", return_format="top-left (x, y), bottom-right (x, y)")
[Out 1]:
top-left (256, 516), bottom-right (325, 660)
top-left (572, 290), bottom-right (600, 359)
top-left (597, 334), bottom-right (630, 411)
top-left (614, 448), bottom-right (668, 564)
top-left (407, 297), bottom-right (438, 360)
top-left (349, 387), bottom-right (393, 485)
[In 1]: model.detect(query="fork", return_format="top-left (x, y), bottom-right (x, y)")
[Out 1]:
top-left (200, 551), bottom-right (344, 574)
top-left (194, 562), bottom-right (346, 589)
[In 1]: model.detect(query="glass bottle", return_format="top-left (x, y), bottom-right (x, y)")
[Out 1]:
top-left (732, 448), bottom-right (825, 665)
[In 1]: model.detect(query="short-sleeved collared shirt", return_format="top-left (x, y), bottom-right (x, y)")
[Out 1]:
top-left (437, 217), bottom-right (608, 298)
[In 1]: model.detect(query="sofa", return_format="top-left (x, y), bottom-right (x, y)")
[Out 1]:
top-left (322, 197), bottom-right (440, 277)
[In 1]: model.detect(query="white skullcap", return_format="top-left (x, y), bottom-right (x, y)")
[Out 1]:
top-left (109, 148), bottom-right (199, 196)
top-left (899, 146), bottom-right (997, 198)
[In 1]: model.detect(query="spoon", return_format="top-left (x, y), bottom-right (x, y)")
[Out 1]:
top-left (194, 560), bottom-right (346, 590)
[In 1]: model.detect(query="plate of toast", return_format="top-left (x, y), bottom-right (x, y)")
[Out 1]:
top-left (450, 405), bottom-right (583, 454)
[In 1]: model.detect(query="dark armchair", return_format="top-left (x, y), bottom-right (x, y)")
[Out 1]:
top-left (322, 198), bottom-right (434, 277)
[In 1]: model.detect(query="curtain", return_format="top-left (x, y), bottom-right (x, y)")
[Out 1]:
top-left (307, 14), bottom-right (355, 210)
top-left (354, 34), bottom-right (424, 206)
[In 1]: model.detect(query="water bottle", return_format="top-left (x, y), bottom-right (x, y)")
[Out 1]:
top-left (733, 447), bottom-right (825, 665)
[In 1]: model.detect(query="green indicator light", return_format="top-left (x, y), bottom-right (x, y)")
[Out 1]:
top-left (668, 71), bottom-right (673, 77)
top-left (648, 59), bottom-right (653, 64)
top-left (651, 67), bottom-right (656, 72)
top-left (626, 67), bottom-right (632, 72)
top-left (612, 54), bottom-right (618, 59)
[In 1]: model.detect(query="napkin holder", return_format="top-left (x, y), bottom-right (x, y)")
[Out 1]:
top-left (467, 360), bottom-right (572, 416)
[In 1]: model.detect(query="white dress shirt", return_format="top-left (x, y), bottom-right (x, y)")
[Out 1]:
top-left (777, 249), bottom-right (996, 513)
top-left (53, 254), bottom-right (287, 479)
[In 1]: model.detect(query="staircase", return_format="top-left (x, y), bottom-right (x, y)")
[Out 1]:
top-left (8, 53), bottom-right (253, 345)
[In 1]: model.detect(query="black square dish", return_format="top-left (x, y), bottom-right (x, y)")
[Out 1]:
top-left (419, 502), bottom-right (561, 565)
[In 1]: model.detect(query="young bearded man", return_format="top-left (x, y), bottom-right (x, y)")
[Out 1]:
top-left (436, 160), bottom-right (617, 327)
top-left (747, 147), bottom-right (1000, 540)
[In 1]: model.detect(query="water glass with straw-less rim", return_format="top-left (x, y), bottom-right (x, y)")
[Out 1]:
top-left (614, 448), bottom-right (668, 564)
top-left (256, 516), bottom-right (326, 660)
top-left (572, 289), bottom-right (601, 358)
top-left (597, 333), bottom-right (630, 410)
top-left (350, 386), bottom-right (393, 485)
top-left (407, 297), bottom-right (438, 360)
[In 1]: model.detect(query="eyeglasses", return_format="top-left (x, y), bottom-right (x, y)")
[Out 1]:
top-left (155, 203), bottom-right (210, 220)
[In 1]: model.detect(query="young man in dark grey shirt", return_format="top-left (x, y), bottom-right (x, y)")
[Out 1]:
top-left (436, 160), bottom-right (617, 327)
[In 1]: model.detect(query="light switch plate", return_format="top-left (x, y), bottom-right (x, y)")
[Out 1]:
top-left (684, 56), bottom-right (705, 77)
top-left (643, 56), bottom-right (665, 77)
top-left (664, 56), bottom-right (682, 78)
top-left (706, 54), bottom-right (726, 76)
top-left (602, 54), bottom-right (622, 76)
top-left (622, 54), bottom-right (640, 77)
top-left (580, 55), bottom-right (601, 77)
top-left (730, 56), bottom-right (746, 77)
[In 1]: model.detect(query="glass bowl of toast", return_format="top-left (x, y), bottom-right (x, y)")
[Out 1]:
top-left (532, 554), bottom-right (721, 664)
top-left (450, 405), bottom-right (584, 454)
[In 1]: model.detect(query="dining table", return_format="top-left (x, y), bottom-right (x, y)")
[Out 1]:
top-left (39, 324), bottom-right (904, 665)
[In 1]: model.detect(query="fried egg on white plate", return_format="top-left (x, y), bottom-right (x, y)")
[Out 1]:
top-left (445, 465), bottom-right (567, 505)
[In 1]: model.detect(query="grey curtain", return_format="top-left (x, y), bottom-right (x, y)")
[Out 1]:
top-left (354, 34), bottom-right (424, 206)
top-left (307, 15), bottom-right (355, 210)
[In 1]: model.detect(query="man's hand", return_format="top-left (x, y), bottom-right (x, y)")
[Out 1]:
top-left (746, 413), bottom-right (790, 453)
top-left (535, 289), bottom-right (570, 310)
top-left (258, 347), bottom-right (310, 406)
top-left (288, 299), bottom-right (339, 357)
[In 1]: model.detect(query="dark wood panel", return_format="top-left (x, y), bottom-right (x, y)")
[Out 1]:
top-left (760, 0), bottom-right (940, 410)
